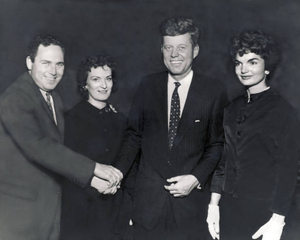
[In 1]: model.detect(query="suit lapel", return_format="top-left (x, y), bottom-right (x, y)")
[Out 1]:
top-left (153, 72), bottom-right (168, 136)
top-left (24, 73), bottom-right (63, 134)
top-left (52, 91), bottom-right (64, 136)
top-left (172, 74), bottom-right (204, 149)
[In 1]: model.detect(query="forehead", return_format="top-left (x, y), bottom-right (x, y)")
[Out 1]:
top-left (162, 33), bottom-right (192, 45)
top-left (35, 44), bottom-right (64, 61)
top-left (235, 52), bottom-right (264, 62)
top-left (89, 65), bottom-right (112, 76)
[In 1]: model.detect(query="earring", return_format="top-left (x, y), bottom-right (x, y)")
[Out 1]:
top-left (83, 86), bottom-right (87, 91)
top-left (265, 70), bottom-right (270, 75)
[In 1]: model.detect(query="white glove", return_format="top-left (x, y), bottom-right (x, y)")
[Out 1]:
top-left (252, 215), bottom-right (285, 240)
top-left (206, 204), bottom-right (220, 240)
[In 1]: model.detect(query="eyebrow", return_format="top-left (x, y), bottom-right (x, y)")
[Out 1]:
top-left (235, 58), bottom-right (260, 63)
top-left (247, 58), bottom-right (259, 62)
top-left (39, 60), bottom-right (64, 64)
top-left (90, 75), bottom-right (112, 78)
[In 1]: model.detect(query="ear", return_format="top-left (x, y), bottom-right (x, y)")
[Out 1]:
top-left (265, 70), bottom-right (270, 75)
top-left (26, 56), bottom-right (33, 71)
top-left (193, 44), bottom-right (200, 59)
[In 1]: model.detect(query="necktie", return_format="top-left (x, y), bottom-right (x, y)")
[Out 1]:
top-left (45, 92), bottom-right (53, 112)
top-left (168, 82), bottom-right (181, 149)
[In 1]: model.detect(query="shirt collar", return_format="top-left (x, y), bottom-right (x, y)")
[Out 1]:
top-left (168, 70), bottom-right (193, 86)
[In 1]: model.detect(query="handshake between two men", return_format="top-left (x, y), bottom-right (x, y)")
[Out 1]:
top-left (91, 162), bottom-right (123, 195)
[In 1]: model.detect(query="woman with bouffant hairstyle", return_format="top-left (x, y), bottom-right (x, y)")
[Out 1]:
top-left (207, 30), bottom-right (299, 240)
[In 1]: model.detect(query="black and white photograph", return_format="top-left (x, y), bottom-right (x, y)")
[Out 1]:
top-left (0, 0), bottom-right (299, 239)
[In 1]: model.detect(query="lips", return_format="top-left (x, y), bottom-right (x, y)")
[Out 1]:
top-left (97, 90), bottom-right (108, 94)
top-left (45, 76), bottom-right (57, 81)
top-left (170, 60), bottom-right (183, 64)
top-left (170, 60), bottom-right (183, 67)
top-left (241, 75), bottom-right (252, 80)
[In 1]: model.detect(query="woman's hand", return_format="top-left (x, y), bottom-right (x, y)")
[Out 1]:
top-left (206, 193), bottom-right (221, 240)
top-left (252, 213), bottom-right (285, 240)
top-left (206, 204), bottom-right (220, 240)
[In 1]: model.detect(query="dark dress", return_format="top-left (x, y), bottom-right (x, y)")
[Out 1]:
top-left (211, 88), bottom-right (299, 240)
top-left (60, 100), bottom-right (127, 240)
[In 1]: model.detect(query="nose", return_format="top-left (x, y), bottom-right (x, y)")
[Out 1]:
top-left (100, 79), bottom-right (107, 89)
top-left (49, 64), bottom-right (57, 76)
top-left (171, 48), bottom-right (179, 58)
top-left (241, 64), bottom-right (249, 74)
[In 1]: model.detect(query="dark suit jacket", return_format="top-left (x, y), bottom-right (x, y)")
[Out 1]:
top-left (116, 71), bottom-right (227, 231)
top-left (0, 72), bottom-right (95, 240)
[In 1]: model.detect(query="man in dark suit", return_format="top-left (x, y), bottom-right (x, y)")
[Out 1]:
top-left (115, 17), bottom-right (227, 239)
top-left (0, 34), bottom-right (122, 240)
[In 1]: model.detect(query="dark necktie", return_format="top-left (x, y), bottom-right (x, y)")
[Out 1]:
top-left (168, 82), bottom-right (181, 149)
top-left (45, 92), bottom-right (53, 112)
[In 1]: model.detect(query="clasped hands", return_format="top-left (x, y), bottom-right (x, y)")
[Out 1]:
top-left (164, 174), bottom-right (199, 197)
top-left (91, 163), bottom-right (123, 195)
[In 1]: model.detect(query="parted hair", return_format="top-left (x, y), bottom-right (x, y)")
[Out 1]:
top-left (159, 17), bottom-right (200, 47)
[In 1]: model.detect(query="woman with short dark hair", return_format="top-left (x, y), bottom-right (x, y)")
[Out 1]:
top-left (60, 53), bottom-right (128, 240)
top-left (206, 30), bottom-right (299, 240)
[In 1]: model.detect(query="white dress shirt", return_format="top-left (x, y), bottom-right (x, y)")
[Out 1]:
top-left (167, 70), bottom-right (193, 129)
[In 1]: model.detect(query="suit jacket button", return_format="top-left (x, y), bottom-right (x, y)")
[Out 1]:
top-left (105, 148), bottom-right (110, 152)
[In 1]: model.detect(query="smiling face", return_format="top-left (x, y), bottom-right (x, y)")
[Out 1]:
top-left (162, 33), bottom-right (199, 81)
top-left (86, 65), bottom-right (113, 108)
top-left (26, 44), bottom-right (65, 91)
top-left (235, 52), bottom-right (269, 93)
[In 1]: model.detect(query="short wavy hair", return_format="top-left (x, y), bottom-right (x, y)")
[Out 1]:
top-left (230, 30), bottom-right (281, 75)
top-left (159, 17), bottom-right (200, 47)
top-left (77, 53), bottom-right (117, 99)
top-left (27, 34), bottom-right (65, 62)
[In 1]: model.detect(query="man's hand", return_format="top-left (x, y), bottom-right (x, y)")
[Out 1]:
top-left (164, 175), bottom-right (199, 197)
top-left (94, 163), bottom-right (123, 186)
top-left (206, 204), bottom-right (220, 240)
top-left (90, 176), bottom-right (118, 194)
top-left (252, 214), bottom-right (285, 240)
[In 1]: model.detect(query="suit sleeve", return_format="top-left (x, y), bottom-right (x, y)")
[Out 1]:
top-left (114, 80), bottom-right (145, 176)
top-left (0, 92), bottom-right (95, 188)
top-left (192, 85), bottom-right (228, 187)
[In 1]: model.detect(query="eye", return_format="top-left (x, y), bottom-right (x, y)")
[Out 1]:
top-left (179, 46), bottom-right (186, 50)
top-left (250, 61), bottom-right (257, 65)
top-left (106, 76), bottom-right (113, 81)
top-left (41, 61), bottom-right (49, 66)
top-left (56, 62), bottom-right (64, 67)
top-left (235, 61), bottom-right (241, 66)
top-left (164, 46), bottom-right (172, 51)
top-left (91, 78), bottom-right (99, 82)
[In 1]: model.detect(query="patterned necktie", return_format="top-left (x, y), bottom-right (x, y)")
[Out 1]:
top-left (45, 92), bottom-right (53, 112)
top-left (168, 82), bottom-right (181, 149)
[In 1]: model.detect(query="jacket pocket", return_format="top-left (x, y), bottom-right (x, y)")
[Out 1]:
top-left (0, 182), bottom-right (37, 200)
